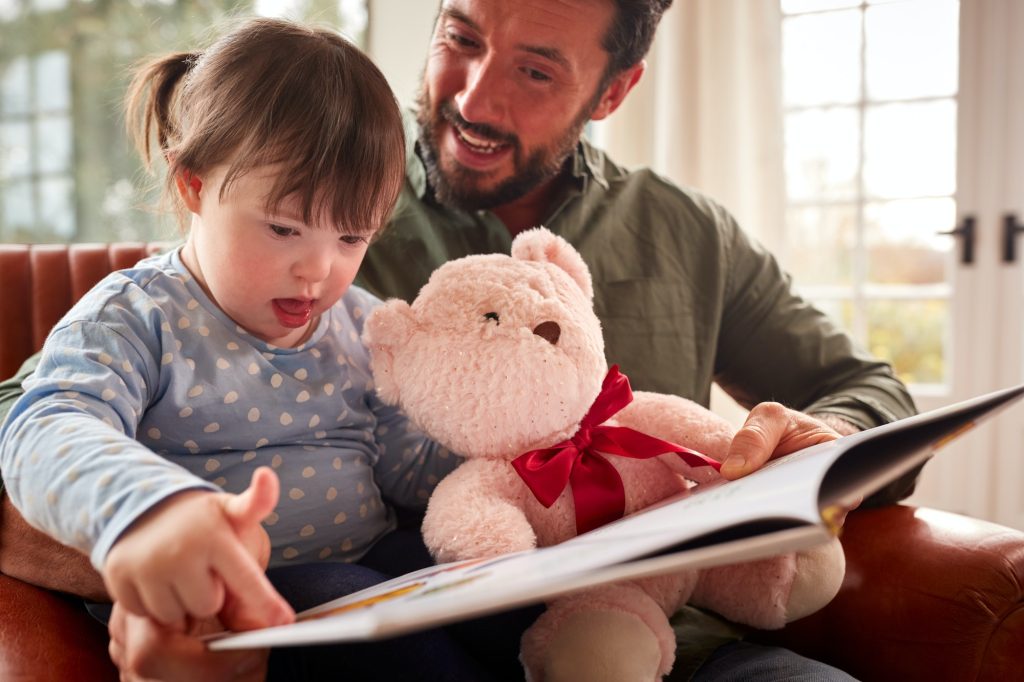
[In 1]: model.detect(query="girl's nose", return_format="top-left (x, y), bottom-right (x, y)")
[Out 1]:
top-left (292, 249), bottom-right (332, 284)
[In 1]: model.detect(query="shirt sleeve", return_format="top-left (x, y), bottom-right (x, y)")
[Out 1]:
top-left (0, 353), bottom-right (41, 501)
top-left (365, 385), bottom-right (463, 511)
top-left (710, 205), bottom-right (920, 505)
top-left (0, 319), bottom-right (216, 569)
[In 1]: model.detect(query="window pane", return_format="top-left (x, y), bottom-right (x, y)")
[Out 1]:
top-left (31, 0), bottom-right (67, 11)
top-left (785, 107), bottom-right (860, 201)
top-left (2, 179), bottom-right (34, 235)
top-left (866, 0), bottom-right (958, 100)
top-left (0, 121), bottom-right (31, 177)
top-left (867, 298), bottom-right (947, 385)
top-left (34, 50), bottom-right (70, 112)
top-left (783, 10), bottom-right (861, 107)
top-left (864, 100), bottom-right (956, 198)
top-left (35, 115), bottom-right (71, 173)
top-left (782, 0), bottom-right (860, 14)
top-left (338, 0), bottom-right (368, 42)
top-left (865, 198), bottom-right (954, 284)
top-left (1, 57), bottom-right (30, 116)
top-left (254, 0), bottom-right (306, 17)
top-left (37, 175), bottom-right (75, 238)
top-left (0, 0), bottom-right (22, 22)
top-left (783, 204), bottom-right (857, 286)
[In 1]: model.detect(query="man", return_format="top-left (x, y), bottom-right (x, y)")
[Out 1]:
top-left (0, 0), bottom-right (915, 679)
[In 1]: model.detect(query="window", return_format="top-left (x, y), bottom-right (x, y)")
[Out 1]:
top-left (779, 0), bottom-right (959, 388)
top-left (0, 0), bottom-right (368, 244)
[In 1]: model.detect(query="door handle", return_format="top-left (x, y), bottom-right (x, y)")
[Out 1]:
top-left (1002, 213), bottom-right (1024, 263)
top-left (938, 215), bottom-right (975, 265)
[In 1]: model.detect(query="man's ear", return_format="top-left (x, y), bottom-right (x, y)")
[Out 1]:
top-left (590, 61), bottom-right (645, 122)
top-left (174, 170), bottom-right (203, 214)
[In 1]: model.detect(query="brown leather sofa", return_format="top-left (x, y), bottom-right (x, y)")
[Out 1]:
top-left (1, 243), bottom-right (1023, 681)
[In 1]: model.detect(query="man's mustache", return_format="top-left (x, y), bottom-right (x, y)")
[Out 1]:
top-left (438, 100), bottom-right (519, 149)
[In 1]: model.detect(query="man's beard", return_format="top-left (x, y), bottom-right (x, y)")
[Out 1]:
top-left (415, 89), bottom-right (593, 212)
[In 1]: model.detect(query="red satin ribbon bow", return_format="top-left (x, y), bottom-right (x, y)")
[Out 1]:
top-left (511, 365), bottom-right (721, 535)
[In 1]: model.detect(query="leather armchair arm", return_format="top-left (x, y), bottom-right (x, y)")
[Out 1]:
top-left (0, 574), bottom-right (116, 681)
top-left (757, 504), bottom-right (1024, 682)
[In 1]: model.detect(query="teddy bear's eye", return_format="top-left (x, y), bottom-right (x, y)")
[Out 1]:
top-left (483, 312), bottom-right (500, 324)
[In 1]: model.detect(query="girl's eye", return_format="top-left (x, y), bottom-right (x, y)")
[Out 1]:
top-left (340, 235), bottom-right (368, 246)
top-left (270, 224), bottom-right (295, 237)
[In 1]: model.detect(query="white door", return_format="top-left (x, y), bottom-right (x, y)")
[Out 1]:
top-left (945, 0), bottom-right (1024, 530)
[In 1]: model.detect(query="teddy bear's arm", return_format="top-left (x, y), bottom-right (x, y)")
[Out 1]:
top-left (421, 460), bottom-right (538, 563)
top-left (618, 392), bottom-right (735, 462)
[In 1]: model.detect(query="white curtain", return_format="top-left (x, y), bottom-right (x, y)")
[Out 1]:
top-left (594, 0), bottom-right (785, 252)
top-left (592, 0), bottom-right (785, 423)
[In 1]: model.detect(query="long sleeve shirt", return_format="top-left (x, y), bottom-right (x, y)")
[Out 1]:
top-left (0, 248), bottom-right (458, 570)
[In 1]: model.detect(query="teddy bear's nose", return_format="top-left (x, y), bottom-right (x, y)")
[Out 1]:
top-left (533, 321), bottom-right (561, 345)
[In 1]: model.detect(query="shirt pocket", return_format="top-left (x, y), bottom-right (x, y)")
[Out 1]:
top-left (592, 278), bottom-right (704, 397)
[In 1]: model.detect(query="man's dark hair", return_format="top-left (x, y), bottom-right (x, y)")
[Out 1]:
top-left (602, 0), bottom-right (673, 81)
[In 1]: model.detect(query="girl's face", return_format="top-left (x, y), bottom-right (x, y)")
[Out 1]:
top-left (178, 164), bottom-right (371, 348)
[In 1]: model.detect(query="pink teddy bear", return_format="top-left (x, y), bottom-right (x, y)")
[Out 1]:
top-left (363, 227), bottom-right (845, 681)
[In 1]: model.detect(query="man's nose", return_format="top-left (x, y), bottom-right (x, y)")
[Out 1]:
top-left (454, 57), bottom-right (506, 127)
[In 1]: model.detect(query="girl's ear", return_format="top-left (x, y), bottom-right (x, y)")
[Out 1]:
top-left (174, 170), bottom-right (203, 214)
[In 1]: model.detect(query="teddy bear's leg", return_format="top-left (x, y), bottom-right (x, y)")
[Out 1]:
top-left (519, 580), bottom-right (685, 682)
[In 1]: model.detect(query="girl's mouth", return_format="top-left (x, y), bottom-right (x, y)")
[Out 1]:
top-left (272, 298), bottom-right (314, 328)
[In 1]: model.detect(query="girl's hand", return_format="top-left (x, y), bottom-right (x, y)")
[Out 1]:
top-left (103, 467), bottom-right (294, 631)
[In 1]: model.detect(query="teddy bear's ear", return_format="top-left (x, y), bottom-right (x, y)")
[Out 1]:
top-left (510, 227), bottom-right (593, 300)
top-left (362, 299), bottom-right (416, 404)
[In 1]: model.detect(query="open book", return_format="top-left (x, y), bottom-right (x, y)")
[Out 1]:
top-left (209, 383), bottom-right (1024, 650)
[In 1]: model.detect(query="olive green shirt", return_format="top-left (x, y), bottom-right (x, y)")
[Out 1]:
top-left (359, 117), bottom-right (916, 433)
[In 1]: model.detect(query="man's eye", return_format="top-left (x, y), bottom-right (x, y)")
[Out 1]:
top-left (270, 225), bottom-right (295, 237)
top-left (446, 29), bottom-right (477, 49)
top-left (524, 68), bottom-right (552, 83)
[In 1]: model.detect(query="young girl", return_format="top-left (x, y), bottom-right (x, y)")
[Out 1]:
top-left (0, 17), bottom-right (502, 681)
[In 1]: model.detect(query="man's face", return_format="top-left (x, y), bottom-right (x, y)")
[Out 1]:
top-left (416, 0), bottom-right (616, 211)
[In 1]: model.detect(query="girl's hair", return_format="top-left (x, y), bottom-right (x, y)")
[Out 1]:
top-left (126, 17), bottom-right (405, 236)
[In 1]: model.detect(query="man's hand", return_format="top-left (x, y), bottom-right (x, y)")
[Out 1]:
top-left (0, 494), bottom-right (108, 601)
top-left (103, 467), bottom-right (294, 631)
top-left (720, 402), bottom-right (846, 479)
top-left (108, 603), bottom-right (269, 682)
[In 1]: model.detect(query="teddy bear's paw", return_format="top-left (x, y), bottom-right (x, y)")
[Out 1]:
top-left (522, 610), bottom-right (666, 682)
top-left (785, 536), bottom-right (846, 622)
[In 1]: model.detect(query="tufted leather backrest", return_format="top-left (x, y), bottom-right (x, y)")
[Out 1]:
top-left (0, 243), bottom-right (170, 380)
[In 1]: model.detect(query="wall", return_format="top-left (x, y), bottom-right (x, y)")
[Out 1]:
top-left (366, 0), bottom-right (438, 108)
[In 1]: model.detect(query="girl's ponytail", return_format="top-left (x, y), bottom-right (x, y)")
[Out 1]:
top-left (124, 52), bottom-right (199, 169)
